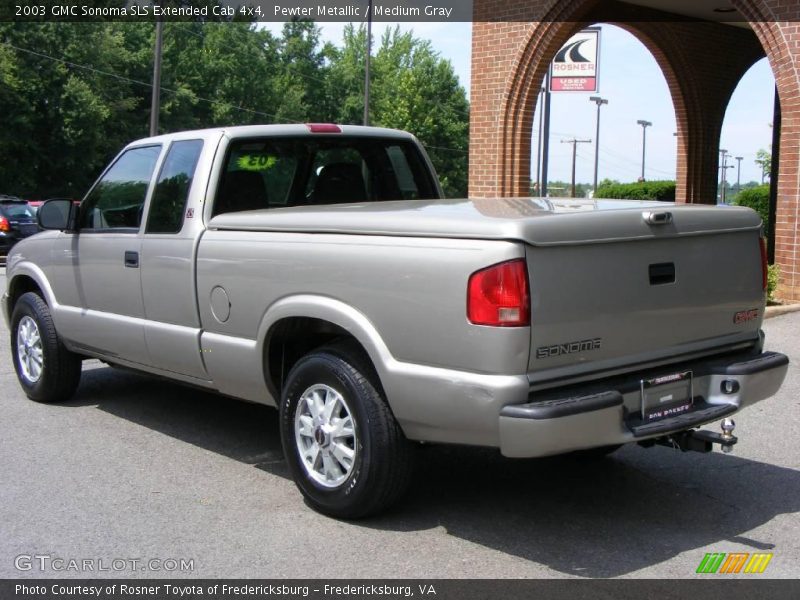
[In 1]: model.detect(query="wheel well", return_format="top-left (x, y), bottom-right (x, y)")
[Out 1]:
top-left (265, 317), bottom-right (378, 398)
top-left (8, 275), bottom-right (44, 314)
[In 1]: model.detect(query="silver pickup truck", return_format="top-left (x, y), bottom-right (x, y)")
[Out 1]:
top-left (3, 124), bottom-right (789, 518)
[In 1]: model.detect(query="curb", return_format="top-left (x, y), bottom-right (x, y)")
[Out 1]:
top-left (765, 303), bottom-right (800, 319)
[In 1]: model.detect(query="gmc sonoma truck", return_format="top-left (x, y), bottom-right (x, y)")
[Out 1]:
top-left (3, 124), bottom-right (789, 518)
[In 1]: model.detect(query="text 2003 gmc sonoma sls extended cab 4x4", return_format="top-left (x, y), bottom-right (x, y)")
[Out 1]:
top-left (2, 124), bottom-right (789, 518)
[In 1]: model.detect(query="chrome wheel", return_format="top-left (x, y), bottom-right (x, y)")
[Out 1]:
top-left (16, 315), bottom-right (43, 384)
top-left (294, 384), bottom-right (357, 488)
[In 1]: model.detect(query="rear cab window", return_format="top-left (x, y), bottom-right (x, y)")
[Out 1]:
top-left (213, 135), bottom-right (437, 216)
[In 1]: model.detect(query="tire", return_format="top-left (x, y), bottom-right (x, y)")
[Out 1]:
top-left (279, 341), bottom-right (414, 519)
top-left (10, 292), bottom-right (82, 403)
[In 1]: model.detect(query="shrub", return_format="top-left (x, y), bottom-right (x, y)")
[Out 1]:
top-left (594, 180), bottom-right (676, 201)
top-left (768, 263), bottom-right (780, 302)
top-left (732, 185), bottom-right (770, 229)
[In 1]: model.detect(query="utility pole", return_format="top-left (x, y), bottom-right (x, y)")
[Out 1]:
top-left (149, 20), bottom-right (163, 137)
top-left (735, 156), bottom-right (743, 196)
top-left (561, 138), bottom-right (592, 197)
top-left (637, 120), bottom-right (651, 181)
top-left (589, 96), bottom-right (608, 193)
top-left (363, 0), bottom-right (373, 126)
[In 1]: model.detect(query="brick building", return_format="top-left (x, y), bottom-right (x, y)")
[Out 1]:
top-left (470, 0), bottom-right (800, 300)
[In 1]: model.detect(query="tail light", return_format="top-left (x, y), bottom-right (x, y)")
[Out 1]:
top-left (467, 259), bottom-right (530, 327)
top-left (759, 236), bottom-right (768, 292)
top-left (0, 216), bottom-right (9, 232)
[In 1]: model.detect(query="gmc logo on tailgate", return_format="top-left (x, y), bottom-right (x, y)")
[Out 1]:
top-left (733, 309), bottom-right (759, 324)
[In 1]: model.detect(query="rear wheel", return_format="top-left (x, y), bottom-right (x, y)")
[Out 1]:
top-left (11, 292), bottom-right (81, 403)
top-left (280, 341), bottom-right (414, 519)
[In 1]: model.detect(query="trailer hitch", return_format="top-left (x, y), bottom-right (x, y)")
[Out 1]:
top-left (648, 419), bottom-right (738, 453)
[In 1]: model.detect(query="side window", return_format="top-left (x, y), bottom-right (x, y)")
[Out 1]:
top-left (80, 145), bottom-right (161, 231)
top-left (146, 140), bottom-right (203, 234)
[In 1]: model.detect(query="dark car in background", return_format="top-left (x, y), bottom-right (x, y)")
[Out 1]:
top-left (0, 196), bottom-right (40, 259)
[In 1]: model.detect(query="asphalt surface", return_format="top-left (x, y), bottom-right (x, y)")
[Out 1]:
top-left (0, 266), bottom-right (798, 579)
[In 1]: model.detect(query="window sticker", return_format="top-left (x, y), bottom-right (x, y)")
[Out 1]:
top-left (236, 154), bottom-right (277, 171)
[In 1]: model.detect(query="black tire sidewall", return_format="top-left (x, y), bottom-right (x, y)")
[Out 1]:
top-left (10, 292), bottom-right (71, 402)
top-left (280, 352), bottom-right (379, 516)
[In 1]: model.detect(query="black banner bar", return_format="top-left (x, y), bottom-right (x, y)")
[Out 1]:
top-left (3, 579), bottom-right (800, 600)
top-left (0, 0), bottom-right (789, 23)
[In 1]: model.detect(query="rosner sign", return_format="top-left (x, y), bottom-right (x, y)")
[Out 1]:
top-left (550, 27), bottom-right (601, 92)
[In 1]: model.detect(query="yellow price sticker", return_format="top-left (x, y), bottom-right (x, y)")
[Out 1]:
top-left (237, 154), bottom-right (277, 171)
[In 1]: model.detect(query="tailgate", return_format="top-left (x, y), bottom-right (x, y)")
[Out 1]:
top-left (526, 207), bottom-right (765, 377)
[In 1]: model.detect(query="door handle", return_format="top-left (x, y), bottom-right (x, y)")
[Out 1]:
top-left (124, 251), bottom-right (139, 268)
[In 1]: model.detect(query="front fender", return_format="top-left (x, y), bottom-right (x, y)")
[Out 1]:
top-left (4, 258), bottom-right (59, 321)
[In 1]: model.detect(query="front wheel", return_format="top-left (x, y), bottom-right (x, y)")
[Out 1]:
top-left (11, 292), bottom-right (82, 403)
top-left (280, 342), bottom-right (414, 519)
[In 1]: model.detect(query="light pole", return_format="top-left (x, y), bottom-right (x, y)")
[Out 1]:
top-left (735, 156), bottom-right (743, 195)
top-left (637, 120), bottom-right (652, 181)
top-left (589, 96), bottom-right (608, 192)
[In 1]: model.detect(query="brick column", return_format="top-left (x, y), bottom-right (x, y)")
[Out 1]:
top-left (739, 4), bottom-right (800, 300)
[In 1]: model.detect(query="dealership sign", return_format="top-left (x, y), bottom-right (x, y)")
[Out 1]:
top-left (550, 28), bottom-right (601, 92)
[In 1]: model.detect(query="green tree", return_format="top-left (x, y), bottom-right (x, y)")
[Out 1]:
top-left (274, 20), bottom-right (330, 123)
top-left (0, 23), bottom-right (151, 197)
top-left (755, 148), bottom-right (771, 182)
top-left (371, 27), bottom-right (469, 197)
top-left (326, 25), bottom-right (470, 197)
top-left (0, 21), bottom-right (469, 199)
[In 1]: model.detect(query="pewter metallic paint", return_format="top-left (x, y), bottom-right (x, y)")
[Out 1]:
top-left (2, 125), bottom-right (788, 456)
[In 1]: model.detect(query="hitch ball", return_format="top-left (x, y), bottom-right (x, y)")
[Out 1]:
top-left (721, 418), bottom-right (736, 453)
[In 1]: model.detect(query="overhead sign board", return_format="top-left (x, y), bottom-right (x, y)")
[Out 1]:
top-left (550, 27), bottom-right (601, 93)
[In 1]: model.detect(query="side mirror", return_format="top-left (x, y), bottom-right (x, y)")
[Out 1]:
top-left (37, 199), bottom-right (77, 231)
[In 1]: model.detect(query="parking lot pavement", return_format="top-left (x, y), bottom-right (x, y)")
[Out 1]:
top-left (1, 265), bottom-right (798, 579)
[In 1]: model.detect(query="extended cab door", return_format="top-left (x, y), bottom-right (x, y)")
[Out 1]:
top-left (48, 145), bottom-right (161, 364)
top-left (139, 138), bottom-right (210, 380)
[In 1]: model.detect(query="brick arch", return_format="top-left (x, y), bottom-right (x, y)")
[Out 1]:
top-left (498, 16), bottom-right (695, 199)
top-left (477, 6), bottom-right (764, 200)
top-left (495, 2), bottom-right (598, 196)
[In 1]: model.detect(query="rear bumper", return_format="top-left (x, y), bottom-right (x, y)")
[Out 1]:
top-left (498, 351), bottom-right (789, 457)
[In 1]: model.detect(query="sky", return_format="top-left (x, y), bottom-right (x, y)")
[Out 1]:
top-left (264, 21), bottom-right (776, 186)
